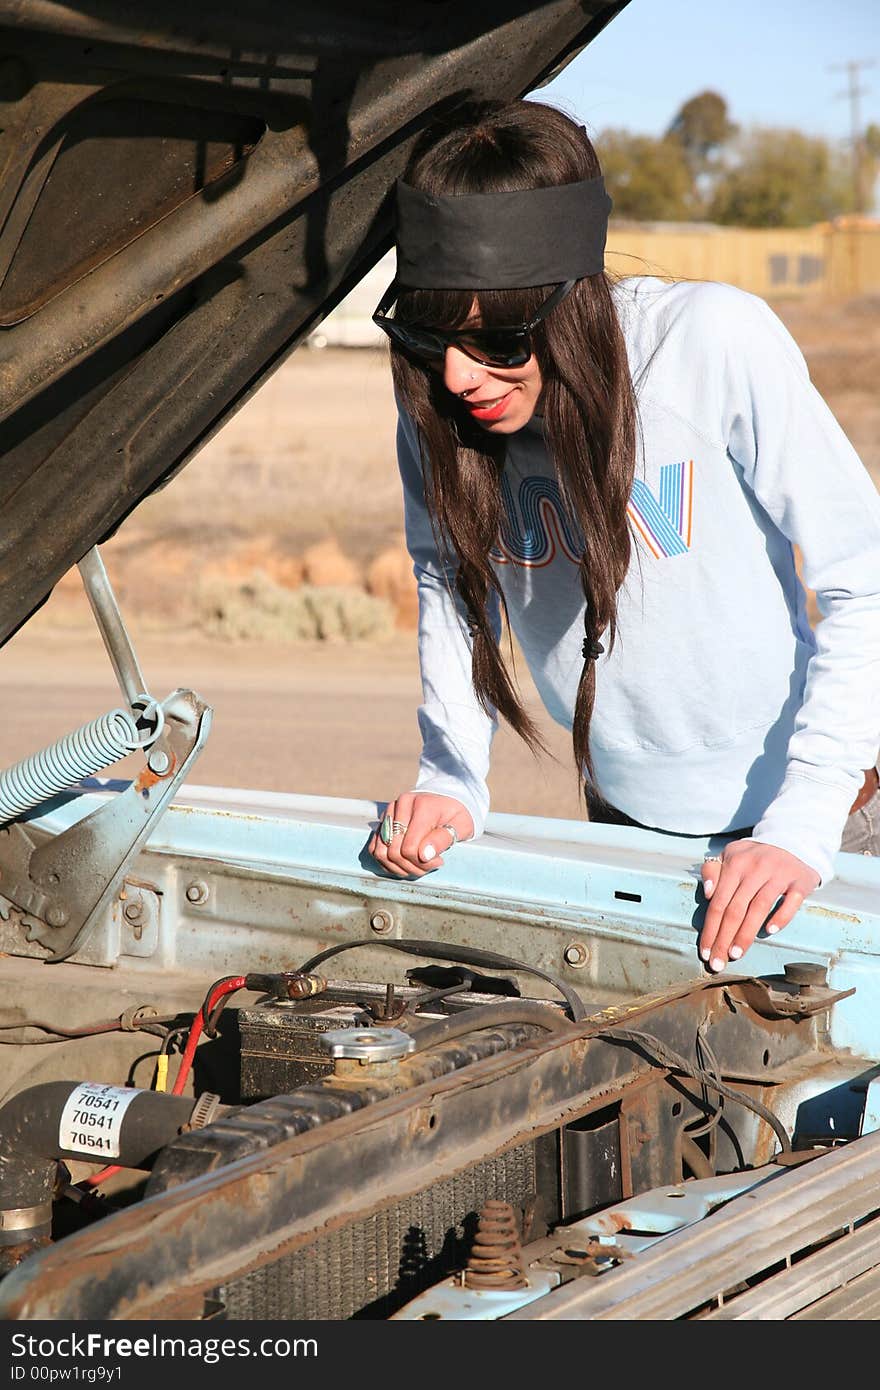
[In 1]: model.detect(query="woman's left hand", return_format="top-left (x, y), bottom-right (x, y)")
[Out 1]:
top-left (699, 841), bottom-right (820, 971)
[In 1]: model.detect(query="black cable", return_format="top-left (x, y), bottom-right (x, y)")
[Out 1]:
top-left (160, 1026), bottom-right (189, 1058)
top-left (687, 1026), bottom-right (725, 1140)
top-left (411, 982), bottom-right (476, 1012)
top-left (354, 982), bottom-right (468, 1024)
top-left (297, 938), bottom-right (586, 1021)
top-left (205, 994), bottom-right (237, 1038)
top-left (199, 976), bottom-right (245, 1036)
top-left (600, 1026), bottom-right (792, 1154)
top-left (409, 1000), bottom-right (572, 1053)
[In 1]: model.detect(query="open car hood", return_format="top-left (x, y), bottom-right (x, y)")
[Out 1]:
top-left (0, 0), bottom-right (627, 644)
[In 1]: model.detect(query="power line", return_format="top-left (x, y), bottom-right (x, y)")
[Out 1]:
top-left (829, 59), bottom-right (876, 213)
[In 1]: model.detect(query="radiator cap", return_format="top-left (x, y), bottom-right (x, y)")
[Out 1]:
top-left (320, 1026), bottom-right (415, 1062)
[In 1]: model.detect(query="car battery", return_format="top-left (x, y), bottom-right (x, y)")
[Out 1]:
top-left (238, 995), bottom-right (368, 1098)
top-left (239, 975), bottom-right (523, 1097)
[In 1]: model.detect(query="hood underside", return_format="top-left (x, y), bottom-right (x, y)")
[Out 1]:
top-left (0, 0), bottom-right (627, 644)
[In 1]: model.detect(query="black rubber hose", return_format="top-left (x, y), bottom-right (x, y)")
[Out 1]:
top-left (601, 1028), bottom-right (793, 1154)
top-left (0, 1081), bottom-right (199, 1232)
top-left (408, 1001), bottom-right (572, 1054)
top-left (297, 938), bottom-right (587, 1021)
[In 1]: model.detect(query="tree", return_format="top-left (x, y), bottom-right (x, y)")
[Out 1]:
top-left (595, 129), bottom-right (696, 221)
top-left (708, 128), bottom-right (856, 227)
top-left (667, 91), bottom-right (737, 172)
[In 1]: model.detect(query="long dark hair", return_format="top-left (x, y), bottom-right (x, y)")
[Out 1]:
top-left (390, 100), bottom-right (637, 792)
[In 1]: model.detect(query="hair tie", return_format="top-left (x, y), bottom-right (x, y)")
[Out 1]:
top-left (582, 638), bottom-right (604, 660)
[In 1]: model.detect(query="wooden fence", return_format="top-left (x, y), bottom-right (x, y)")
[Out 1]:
top-left (313, 223), bottom-right (880, 346)
top-left (605, 220), bottom-right (880, 299)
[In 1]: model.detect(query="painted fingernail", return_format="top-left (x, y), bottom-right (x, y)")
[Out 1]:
top-left (704, 879), bottom-right (714, 895)
top-left (700, 947), bottom-right (710, 961)
top-left (729, 945), bottom-right (743, 959)
top-left (766, 924), bottom-right (780, 935)
top-left (710, 957), bottom-right (725, 972)
top-left (420, 844), bottom-right (436, 862)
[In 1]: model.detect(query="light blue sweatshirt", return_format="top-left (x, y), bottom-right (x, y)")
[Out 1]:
top-left (397, 278), bottom-right (880, 884)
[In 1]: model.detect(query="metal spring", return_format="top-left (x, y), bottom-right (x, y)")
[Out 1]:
top-left (0, 708), bottom-right (141, 826)
top-left (463, 1199), bottom-right (527, 1290)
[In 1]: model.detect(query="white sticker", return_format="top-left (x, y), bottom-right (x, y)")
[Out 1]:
top-left (59, 1083), bottom-right (142, 1159)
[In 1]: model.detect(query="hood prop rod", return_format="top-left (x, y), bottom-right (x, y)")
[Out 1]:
top-left (0, 547), bottom-right (164, 827)
top-left (0, 547), bottom-right (212, 962)
top-left (77, 545), bottom-right (162, 744)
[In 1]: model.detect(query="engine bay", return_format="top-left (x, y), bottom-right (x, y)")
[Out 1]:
top-left (2, 829), bottom-right (879, 1323)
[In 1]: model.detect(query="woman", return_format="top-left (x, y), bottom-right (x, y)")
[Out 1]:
top-left (366, 100), bottom-right (880, 971)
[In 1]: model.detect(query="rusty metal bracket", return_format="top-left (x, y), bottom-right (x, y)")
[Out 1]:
top-left (0, 689), bottom-right (211, 962)
top-left (727, 965), bottom-right (855, 1021)
top-left (546, 1236), bottom-right (635, 1276)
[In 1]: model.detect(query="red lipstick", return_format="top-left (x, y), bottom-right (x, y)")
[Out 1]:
top-left (466, 390), bottom-right (513, 422)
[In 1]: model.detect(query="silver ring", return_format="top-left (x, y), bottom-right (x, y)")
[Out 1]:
top-left (380, 815), bottom-right (408, 845)
top-left (442, 823), bottom-right (459, 847)
top-left (703, 854), bottom-right (722, 863)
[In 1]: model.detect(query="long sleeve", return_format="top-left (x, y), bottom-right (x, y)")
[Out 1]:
top-left (397, 407), bottom-right (499, 836)
top-left (716, 288), bottom-right (880, 882)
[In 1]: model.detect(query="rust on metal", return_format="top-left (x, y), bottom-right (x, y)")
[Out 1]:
top-left (584, 1210), bottom-right (635, 1237)
top-left (731, 977), bottom-right (855, 1021)
top-left (285, 973), bottom-right (327, 1000)
top-left (132, 761), bottom-right (161, 795)
top-left (0, 974), bottom-right (830, 1319)
top-left (607, 1211), bottom-right (633, 1232)
top-left (551, 1238), bottom-right (633, 1266)
top-left (133, 763), bottom-right (170, 795)
top-left (464, 1200), bottom-right (527, 1290)
top-left (804, 905), bottom-right (860, 924)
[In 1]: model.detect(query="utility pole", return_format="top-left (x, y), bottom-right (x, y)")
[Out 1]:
top-left (829, 59), bottom-right (875, 214)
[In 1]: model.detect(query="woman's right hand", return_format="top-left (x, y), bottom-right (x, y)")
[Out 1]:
top-left (368, 792), bottom-right (474, 877)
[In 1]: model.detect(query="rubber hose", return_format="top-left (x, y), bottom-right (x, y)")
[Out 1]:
top-left (408, 1000), bottom-right (572, 1054)
top-left (0, 1081), bottom-right (199, 1229)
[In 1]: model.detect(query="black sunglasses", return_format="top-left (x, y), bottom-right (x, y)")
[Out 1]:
top-left (372, 279), bottom-right (576, 368)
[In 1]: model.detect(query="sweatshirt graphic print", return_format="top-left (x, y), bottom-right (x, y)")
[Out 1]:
top-left (397, 279), bottom-right (880, 885)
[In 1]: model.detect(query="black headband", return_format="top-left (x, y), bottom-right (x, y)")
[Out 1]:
top-left (395, 176), bottom-right (612, 289)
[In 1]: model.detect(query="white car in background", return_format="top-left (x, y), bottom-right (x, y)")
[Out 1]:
top-left (307, 251), bottom-right (394, 349)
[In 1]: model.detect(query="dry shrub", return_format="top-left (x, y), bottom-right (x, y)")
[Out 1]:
top-left (301, 538), bottom-right (360, 587)
top-left (303, 586), bottom-right (394, 641)
top-left (366, 539), bottom-right (417, 629)
top-left (196, 572), bottom-right (392, 642)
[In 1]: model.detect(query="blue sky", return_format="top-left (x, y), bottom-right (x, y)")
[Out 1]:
top-left (537, 0), bottom-right (878, 143)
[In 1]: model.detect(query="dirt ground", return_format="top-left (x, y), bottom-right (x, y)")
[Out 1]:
top-left (37, 292), bottom-right (880, 632)
top-left (2, 293), bottom-right (878, 820)
top-left (0, 627), bottom-right (583, 818)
